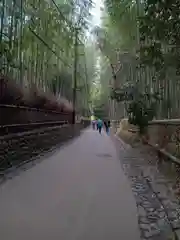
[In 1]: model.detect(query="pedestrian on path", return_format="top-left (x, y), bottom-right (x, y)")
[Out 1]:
top-left (104, 120), bottom-right (108, 132)
top-left (107, 120), bottom-right (111, 135)
top-left (97, 119), bottom-right (103, 134)
top-left (92, 120), bottom-right (96, 130)
top-left (96, 119), bottom-right (99, 130)
top-left (104, 120), bottom-right (110, 135)
top-left (104, 120), bottom-right (109, 135)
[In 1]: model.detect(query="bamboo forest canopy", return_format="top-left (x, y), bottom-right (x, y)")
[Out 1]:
top-left (0, 0), bottom-right (96, 115)
top-left (92, 0), bottom-right (180, 120)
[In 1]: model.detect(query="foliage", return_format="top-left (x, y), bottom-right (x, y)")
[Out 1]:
top-left (136, 0), bottom-right (180, 118)
top-left (93, 90), bottom-right (110, 119)
top-left (138, 0), bottom-right (180, 76)
top-left (111, 85), bottom-right (136, 102)
top-left (0, 75), bottom-right (23, 105)
top-left (0, 0), bottom-right (94, 115)
top-left (104, 0), bottom-right (141, 51)
top-left (0, 74), bottom-right (73, 112)
top-left (92, 1), bottom-right (144, 120)
top-left (128, 99), bottom-right (154, 134)
top-left (90, 53), bottom-right (112, 119)
top-left (93, 106), bottom-right (107, 119)
top-left (93, 0), bottom-right (180, 120)
top-left (111, 83), bottom-right (161, 133)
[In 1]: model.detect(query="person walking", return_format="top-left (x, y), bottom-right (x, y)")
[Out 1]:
top-left (104, 120), bottom-right (108, 132)
top-left (97, 119), bottom-right (103, 134)
top-left (104, 119), bottom-right (110, 135)
top-left (107, 120), bottom-right (111, 135)
top-left (92, 120), bottom-right (96, 130)
top-left (96, 120), bottom-right (99, 130)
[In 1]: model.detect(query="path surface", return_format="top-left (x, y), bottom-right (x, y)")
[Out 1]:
top-left (0, 128), bottom-right (140, 240)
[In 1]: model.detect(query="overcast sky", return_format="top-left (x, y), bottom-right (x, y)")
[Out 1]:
top-left (91, 0), bottom-right (102, 27)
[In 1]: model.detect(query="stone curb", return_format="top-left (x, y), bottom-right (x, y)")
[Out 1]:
top-left (114, 133), bottom-right (131, 150)
top-left (0, 125), bottom-right (86, 183)
top-left (116, 142), bottom-right (180, 240)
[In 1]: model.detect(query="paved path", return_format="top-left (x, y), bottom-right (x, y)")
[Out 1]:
top-left (0, 128), bottom-right (140, 240)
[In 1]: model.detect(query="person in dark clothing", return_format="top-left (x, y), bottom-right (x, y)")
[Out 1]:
top-left (96, 121), bottom-right (99, 130)
top-left (104, 120), bottom-right (110, 135)
top-left (108, 120), bottom-right (110, 127)
top-left (92, 120), bottom-right (96, 130)
top-left (107, 120), bottom-right (110, 134)
top-left (104, 120), bottom-right (108, 130)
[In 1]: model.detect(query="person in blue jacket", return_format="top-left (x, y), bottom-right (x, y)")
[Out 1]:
top-left (97, 119), bottom-right (103, 134)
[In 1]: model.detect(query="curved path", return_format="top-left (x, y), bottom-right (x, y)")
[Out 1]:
top-left (0, 128), bottom-right (140, 240)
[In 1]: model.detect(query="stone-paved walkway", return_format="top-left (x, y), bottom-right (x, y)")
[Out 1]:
top-left (114, 137), bottom-right (180, 240)
top-left (0, 129), bottom-right (140, 240)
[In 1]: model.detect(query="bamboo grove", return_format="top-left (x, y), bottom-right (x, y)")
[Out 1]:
top-left (93, 0), bottom-right (180, 120)
top-left (0, 0), bottom-right (93, 116)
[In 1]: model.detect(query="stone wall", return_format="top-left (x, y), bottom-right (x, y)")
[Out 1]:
top-left (0, 122), bottom-right (89, 173)
top-left (148, 119), bottom-right (180, 158)
top-left (0, 105), bottom-right (73, 125)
